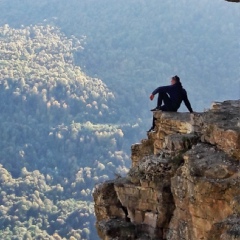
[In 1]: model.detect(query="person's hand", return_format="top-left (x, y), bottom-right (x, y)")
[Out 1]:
top-left (150, 94), bottom-right (154, 101)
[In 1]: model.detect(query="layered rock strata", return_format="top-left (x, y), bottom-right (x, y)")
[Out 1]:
top-left (93, 100), bottom-right (240, 240)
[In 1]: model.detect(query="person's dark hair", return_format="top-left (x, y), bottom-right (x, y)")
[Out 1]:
top-left (173, 75), bottom-right (180, 82)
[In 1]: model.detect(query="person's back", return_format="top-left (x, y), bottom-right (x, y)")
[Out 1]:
top-left (165, 81), bottom-right (184, 111)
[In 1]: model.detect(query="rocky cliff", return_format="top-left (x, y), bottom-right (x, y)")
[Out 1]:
top-left (93, 100), bottom-right (240, 240)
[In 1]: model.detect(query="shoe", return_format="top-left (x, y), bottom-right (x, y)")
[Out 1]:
top-left (150, 106), bottom-right (161, 111)
top-left (147, 127), bottom-right (155, 133)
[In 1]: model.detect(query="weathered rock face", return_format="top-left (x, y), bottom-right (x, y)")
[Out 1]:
top-left (93, 100), bottom-right (240, 240)
top-left (168, 143), bottom-right (240, 240)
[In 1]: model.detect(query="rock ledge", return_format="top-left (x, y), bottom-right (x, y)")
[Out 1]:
top-left (93, 100), bottom-right (240, 240)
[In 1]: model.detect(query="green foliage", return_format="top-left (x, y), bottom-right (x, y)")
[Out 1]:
top-left (0, 165), bottom-right (95, 239)
top-left (0, 24), bottom-right (145, 239)
top-left (0, 24), bottom-right (116, 124)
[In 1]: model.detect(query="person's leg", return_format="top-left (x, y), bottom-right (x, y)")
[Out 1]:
top-left (159, 93), bottom-right (174, 111)
top-left (162, 93), bottom-right (171, 106)
top-left (148, 116), bottom-right (157, 132)
top-left (149, 93), bottom-right (174, 131)
top-left (157, 92), bottom-right (172, 107)
top-left (152, 116), bottom-right (156, 129)
top-left (151, 92), bottom-right (171, 111)
top-left (159, 105), bottom-right (168, 111)
top-left (157, 92), bottom-right (166, 107)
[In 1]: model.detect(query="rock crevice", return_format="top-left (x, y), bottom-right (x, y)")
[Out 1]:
top-left (93, 100), bottom-right (240, 240)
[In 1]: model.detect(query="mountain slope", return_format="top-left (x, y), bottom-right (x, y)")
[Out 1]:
top-left (0, 24), bottom-right (139, 239)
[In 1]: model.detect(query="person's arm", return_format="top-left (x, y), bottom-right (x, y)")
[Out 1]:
top-left (150, 85), bottom-right (171, 101)
top-left (152, 85), bottom-right (170, 96)
top-left (150, 85), bottom-right (169, 100)
top-left (182, 89), bottom-right (193, 113)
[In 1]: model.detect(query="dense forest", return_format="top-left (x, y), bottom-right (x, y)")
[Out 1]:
top-left (0, 0), bottom-right (239, 239)
top-left (0, 24), bottom-right (145, 239)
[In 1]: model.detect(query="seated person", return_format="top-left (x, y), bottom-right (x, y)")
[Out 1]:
top-left (148, 75), bottom-right (193, 132)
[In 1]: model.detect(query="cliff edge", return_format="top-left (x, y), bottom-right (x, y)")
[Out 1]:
top-left (93, 100), bottom-right (240, 240)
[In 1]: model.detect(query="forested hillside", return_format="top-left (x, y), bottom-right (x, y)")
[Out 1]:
top-left (0, 24), bottom-right (140, 239)
top-left (0, 0), bottom-right (239, 239)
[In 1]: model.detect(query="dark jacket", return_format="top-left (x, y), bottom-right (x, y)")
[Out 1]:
top-left (152, 82), bottom-right (193, 112)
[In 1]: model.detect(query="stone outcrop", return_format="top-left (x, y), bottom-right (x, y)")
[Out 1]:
top-left (93, 100), bottom-right (240, 240)
top-left (168, 143), bottom-right (240, 240)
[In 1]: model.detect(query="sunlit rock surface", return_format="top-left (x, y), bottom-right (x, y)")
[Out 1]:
top-left (93, 100), bottom-right (240, 240)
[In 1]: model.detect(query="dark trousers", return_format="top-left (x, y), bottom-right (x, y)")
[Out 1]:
top-left (157, 92), bottom-right (173, 111)
top-left (151, 92), bottom-right (176, 129)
